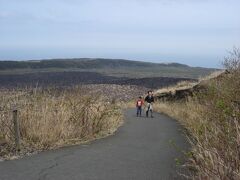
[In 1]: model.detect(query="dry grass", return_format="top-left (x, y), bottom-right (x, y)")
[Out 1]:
top-left (155, 70), bottom-right (223, 96)
top-left (0, 86), bottom-right (123, 159)
top-left (155, 80), bottom-right (197, 95)
top-left (155, 48), bottom-right (240, 179)
top-left (198, 70), bottom-right (225, 82)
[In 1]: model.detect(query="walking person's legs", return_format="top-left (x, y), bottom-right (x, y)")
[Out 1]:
top-left (150, 109), bottom-right (153, 117)
top-left (149, 104), bottom-right (153, 118)
top-left (137, 106), bottom-right (141, 117)
top-left (146, 103), bottom-right (150, 117)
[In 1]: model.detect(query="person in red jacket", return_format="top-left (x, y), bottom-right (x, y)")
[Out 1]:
top-left (136, 96), bottom-right (144, 117)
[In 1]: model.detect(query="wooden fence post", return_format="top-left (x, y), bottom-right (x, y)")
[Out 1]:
top-left (13, 109), bottom-right (20, 151)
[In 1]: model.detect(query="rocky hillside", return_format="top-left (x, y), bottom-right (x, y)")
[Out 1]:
top-left (0, 71), bottom-right (196, 89)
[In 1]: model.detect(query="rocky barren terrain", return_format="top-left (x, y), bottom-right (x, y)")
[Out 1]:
top-left (0, 71), bottom-right (196, 89)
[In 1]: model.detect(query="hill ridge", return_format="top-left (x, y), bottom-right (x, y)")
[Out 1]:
top-left (0, 58), bottom-right (217, 79)
top-left (0, 58), bottom-right (208, 70)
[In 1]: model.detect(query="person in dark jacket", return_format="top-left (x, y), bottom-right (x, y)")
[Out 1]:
top-left (145, 91), bottom-right (154, 118)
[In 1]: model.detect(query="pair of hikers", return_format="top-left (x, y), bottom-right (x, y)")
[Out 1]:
top-left (136, 91), bottom-right (154, 118)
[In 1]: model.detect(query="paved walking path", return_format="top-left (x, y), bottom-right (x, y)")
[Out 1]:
top-left (0, 109), bottom-right (189, 180)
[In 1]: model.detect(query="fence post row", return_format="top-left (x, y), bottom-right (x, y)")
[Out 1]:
top-left (13, 108), bottom-right (20, 151)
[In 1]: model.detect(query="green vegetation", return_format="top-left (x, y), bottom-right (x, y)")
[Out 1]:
top-left (0, 58), bottom-right (217, 78)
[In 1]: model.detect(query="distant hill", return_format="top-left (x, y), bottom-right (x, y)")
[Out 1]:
top-left (0, 58), bottom-right (217, 79)
top-left (0, 58), bottom-right (190, 69)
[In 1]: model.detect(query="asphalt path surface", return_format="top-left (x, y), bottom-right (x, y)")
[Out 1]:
top-left (0, 108), bottom-right (189, 180)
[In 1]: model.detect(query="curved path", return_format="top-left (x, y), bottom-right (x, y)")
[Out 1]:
top-left (0, 109), bottom-right (189, 180)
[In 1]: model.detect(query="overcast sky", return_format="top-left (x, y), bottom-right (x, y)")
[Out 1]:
top-left (0, 0), bottom-right (239, 67)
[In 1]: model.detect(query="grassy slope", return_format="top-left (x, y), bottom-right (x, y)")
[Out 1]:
top-left (0, 58), bottom-right (217, 79)
top-left (154, 61), bottom-right (240, 179)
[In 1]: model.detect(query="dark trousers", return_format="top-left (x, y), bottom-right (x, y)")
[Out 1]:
top-left (146, 109), bottom-right (153, 117)
top-left (136, 106), bottom-right (142, 116)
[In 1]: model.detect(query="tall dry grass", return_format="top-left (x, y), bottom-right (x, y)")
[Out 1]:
top-left (0, 87), bottom-right (122, 158)
top-left (155, 48), bottom-right (240, 179)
